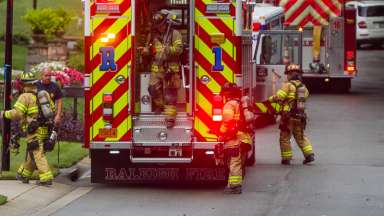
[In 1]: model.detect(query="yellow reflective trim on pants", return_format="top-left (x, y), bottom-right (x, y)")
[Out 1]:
top-left (39, 171), bottom-right (53, 182)
top-left (281, 151), bottom-right (293, 157)
top-left (18, 166), bottom-right (32, 177)
top-left (229, 175), bottom-right (242, 184)
top-left (302, 145), bottom-right (313, 153)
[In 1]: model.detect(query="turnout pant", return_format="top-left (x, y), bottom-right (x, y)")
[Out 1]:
top-left (225, 138), bottom-right (243, 188)
top-left (280, 117), bottom-right (314, 160)
top-left (17, 128), bottom-right (53, 182)
top-left (149, 70), bottom-right (181, 120)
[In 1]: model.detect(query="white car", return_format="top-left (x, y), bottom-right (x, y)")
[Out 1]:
top-left (346, 0), bottom-right (384, 48)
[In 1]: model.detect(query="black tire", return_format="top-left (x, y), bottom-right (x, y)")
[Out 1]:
top-left (357, 41), bottom-right (362, 49)
top-left (246, 144), bottom-right (256, 166)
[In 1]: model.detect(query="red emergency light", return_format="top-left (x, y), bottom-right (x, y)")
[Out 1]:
top-left (252, 22), bottom-right (261, 31)
top-left (212, 94), bottom-right (223, 122)
top-left (103, 93), bottom-right (113, 122)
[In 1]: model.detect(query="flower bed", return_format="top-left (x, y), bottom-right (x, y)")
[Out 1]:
top-left (30, 61), bottom-right (84, 87)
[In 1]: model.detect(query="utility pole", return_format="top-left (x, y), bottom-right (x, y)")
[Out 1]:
top-left (1, 0), bottom-right (14, 171)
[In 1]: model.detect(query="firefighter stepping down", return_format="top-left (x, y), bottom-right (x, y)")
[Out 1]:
top-left (217, 83), bottom-right (253, 194)
top-left (268, 64), bottom-right (315, 165)
top-left (140, 9), bottom-right (183, 128)
top-left (0, 72), bottom-right (57, 186)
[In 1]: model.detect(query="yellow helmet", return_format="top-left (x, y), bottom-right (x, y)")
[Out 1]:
top-left (20, 72), bottom-right (37, 84)
top-left (285, 64), bottom-right (302, 74)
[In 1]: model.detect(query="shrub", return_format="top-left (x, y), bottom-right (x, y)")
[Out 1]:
top-left (0, 33), bottom-right (30, 45)
top-left (67, 52), bottom-right (85, 72)
top-left (23, 7), bottom-right (73, 39)
top-left (58, 110), bottom-right (83, 142)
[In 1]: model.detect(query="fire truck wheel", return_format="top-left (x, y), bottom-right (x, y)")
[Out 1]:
top-left (246, 145), bottom-right (256, 166)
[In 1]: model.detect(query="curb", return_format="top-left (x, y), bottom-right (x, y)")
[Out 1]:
top-left (30, 187), bottom-right (93, 216)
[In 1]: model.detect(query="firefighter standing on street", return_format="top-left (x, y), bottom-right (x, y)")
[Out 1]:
top-left (139, 9), bottom-right (183, 128)
top-left (218, 83), bottom-right (252, 194)
top-left (268, 64), bottom-right (315, 165)
top-left (0, 72), bottom-right (54, 186)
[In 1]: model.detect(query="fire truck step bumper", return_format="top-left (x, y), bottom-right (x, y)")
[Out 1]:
top-left (90, 149), bottom-right (226, 184)
top-left (130, 157), bottom-right (192, 164)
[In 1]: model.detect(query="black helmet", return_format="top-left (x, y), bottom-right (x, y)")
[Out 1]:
top-left (284, 64), bottom-right (302, 75)
top-left (220, 82), bottom-right (241, 99)
top-left (152, 9), bottom-right (171, 28)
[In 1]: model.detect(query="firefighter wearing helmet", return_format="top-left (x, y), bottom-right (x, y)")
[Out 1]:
top-left (0, 72), bottom-right (54, 186)
top-left (140, 9), bottom-right (183, 128)
top-left (218, 82), bottom-right (252, 194)
top-left (268, 64), bottom-right (315, 165)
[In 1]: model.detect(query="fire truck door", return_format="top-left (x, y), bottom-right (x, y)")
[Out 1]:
top-left (327, 17), bottom-right (345, 75)
top-left (90, 17), bottom-right (131, 142)
top-left (253, 30), bottom-right (302, 102)
top-left (195, 17), bottom-right (235, 139)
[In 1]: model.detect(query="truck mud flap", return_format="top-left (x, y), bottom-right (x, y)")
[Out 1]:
top-left (91, 149), bottom-right (227, 185)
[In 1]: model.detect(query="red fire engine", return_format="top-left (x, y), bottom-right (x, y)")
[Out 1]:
top-left (83, 0), bottom-right (257, 183)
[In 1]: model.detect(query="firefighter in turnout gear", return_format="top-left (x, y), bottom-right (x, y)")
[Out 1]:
top-left (268, 64), bottom-right (315, 165)
top-left (218, 83), bottom-right (252, 194)
top-left (1, 72), bottom-right (54, 186)
top-left (140, 9), bottom-right (183, 128)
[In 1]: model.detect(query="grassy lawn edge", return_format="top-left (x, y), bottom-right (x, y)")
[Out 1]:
top-left (0, 194), bottom-right (7, 206)
top-left (0, 140), bottom-right (88, 180)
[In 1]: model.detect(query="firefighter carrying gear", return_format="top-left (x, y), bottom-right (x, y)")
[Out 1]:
top-left (3, 72), bottom-right (54, 184)
top-left (146, 10), bottom-right (183, 128)
top-left (269, 65), bottom-right (315, 165)
top-left (218, 83), bottom-right (253, 194)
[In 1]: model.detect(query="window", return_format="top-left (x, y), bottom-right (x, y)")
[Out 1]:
top-left (358, 6), bottom-right (384, 17)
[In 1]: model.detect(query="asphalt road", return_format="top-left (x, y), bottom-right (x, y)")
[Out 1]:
top-left (54, 47), bottom-right (384, 216)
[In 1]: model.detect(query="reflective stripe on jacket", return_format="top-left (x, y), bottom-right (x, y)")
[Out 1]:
top-left (268, 80), bottom-right (309, 113)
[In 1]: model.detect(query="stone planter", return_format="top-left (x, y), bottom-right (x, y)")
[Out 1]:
top-left (31, 33), bottom-right (47, 44)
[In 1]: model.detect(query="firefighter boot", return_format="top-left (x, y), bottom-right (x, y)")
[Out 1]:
top-left (36, 180), bottom-right (53, 186)
top-left (16, 173), bottom-right (30, 184)
top-left (224, 185), bottom-right (242, 194)
top-left (281, 159), bottom-right (291, 165)
top-left (303, 153), bottom-right (315, 164)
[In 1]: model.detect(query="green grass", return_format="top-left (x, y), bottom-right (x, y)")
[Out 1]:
top-left (0, 43), bottom-right (28, 71)
top-left (0, 194), bottom-right (7, 206)
top-left (0, 0), bottom-right (83, 37)
top-left (0, 139), bottom-right (88, 180)
top-left (62, 97), bottom-right (84, 121)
